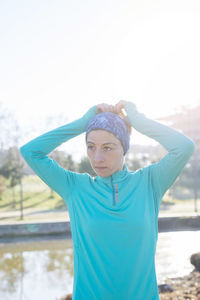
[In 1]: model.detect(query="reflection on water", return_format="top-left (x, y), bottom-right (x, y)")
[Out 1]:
top-left (0, 239), bottom-right (73, 300)
top-left (0, 251), bottom-right (25, 295)
top-left (0, 231), bottom-right (199, 300)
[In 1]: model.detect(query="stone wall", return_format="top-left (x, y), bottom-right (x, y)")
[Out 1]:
top-left (0, 216), bottom-right (199, 242)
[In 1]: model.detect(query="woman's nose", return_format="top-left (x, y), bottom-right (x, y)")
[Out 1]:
top-left (93, 150), bottom-right (105, 162)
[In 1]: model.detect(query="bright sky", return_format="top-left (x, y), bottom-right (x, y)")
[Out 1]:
top-left (0, 0), bottom-right (200, 160)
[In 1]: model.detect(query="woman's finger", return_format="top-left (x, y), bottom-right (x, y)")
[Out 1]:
top-left (97, 103), bottom-right (115, 113)
top-left (108, 105), bottom-right (115, 112)
top-left (114, 100), bottom-right (126, 114)
top-left (97, 103), bottom-right (106, 112)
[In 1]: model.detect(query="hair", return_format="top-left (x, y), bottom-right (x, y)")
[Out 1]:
top-left (114, 111), bottom-right (132, 135)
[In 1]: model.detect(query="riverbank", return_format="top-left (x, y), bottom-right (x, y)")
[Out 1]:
top-left (159, 270), bottom-right (200, 299)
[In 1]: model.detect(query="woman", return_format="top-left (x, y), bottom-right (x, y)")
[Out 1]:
top-left (20, 100), bottom-right (195, 300)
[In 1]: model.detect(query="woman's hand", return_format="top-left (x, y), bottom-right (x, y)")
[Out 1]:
top-left (97, 103), bottom-right (115, 113)
top-left (114, 100), bottom-right (127, 114)
top-left (97, 100), bottom-right (131, 116)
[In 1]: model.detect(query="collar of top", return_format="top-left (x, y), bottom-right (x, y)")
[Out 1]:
top-left (94, 164), bottom-right (130, 184)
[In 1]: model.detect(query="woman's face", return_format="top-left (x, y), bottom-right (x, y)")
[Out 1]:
top-left (86, 129), bottom-right (124, 177)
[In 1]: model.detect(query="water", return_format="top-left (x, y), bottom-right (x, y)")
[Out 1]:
top-left (156, 231), bottom-right (200, 282)
top-left (0, 231), bottom-right (199, 300)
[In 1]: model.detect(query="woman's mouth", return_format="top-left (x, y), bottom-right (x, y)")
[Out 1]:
top-left (95, 167), bottom-right (107, 171)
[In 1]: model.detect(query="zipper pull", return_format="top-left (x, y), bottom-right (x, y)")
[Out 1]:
top-left (111, 176), bottom-right (116, 206)
top-left (115, 184), bottom-right (119, 203)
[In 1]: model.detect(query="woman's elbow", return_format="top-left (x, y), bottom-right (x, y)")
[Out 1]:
top-left (184, 138), bottom-right (195, 157)
top-left (20, 144), bottom-right (30, 159)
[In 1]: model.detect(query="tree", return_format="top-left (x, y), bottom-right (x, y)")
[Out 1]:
top-left (0, 102), bottom-right (23, 153)
top-left (78, 157), bottom-right (96, 176)
top-left (0, 146), bottom-right (25, 210)
top-left (63, 154), bottom-right (77, 171)
top-left (10, 147), bottom-right (24, 208)
top-left (0, 101), bottom-right (25, 218)
top-left (0, 175), bottom-right (6, 200)
top-left (159, 104), bottom-right (200, 210)
top-left (125, 154), bottom-right (141, 171)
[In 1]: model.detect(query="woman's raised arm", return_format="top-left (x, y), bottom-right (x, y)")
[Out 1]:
top-left (117, 100), bottom-right (195, 215)
top-left (20, 105), bottom-right (98, 200)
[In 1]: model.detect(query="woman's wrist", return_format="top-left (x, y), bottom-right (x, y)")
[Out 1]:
top-left (122, 101), bottom-right (138, 127)
top-left (81, 105), bottom-right (98, 130)
top-left (124, 101), bottom-right (138, 114)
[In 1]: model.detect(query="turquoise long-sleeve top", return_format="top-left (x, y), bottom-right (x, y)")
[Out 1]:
top-left (20, 102), bottom-right (195, 300)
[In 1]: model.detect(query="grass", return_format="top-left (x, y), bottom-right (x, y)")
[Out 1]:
top-left (0, 175), bottom-right (67, 222)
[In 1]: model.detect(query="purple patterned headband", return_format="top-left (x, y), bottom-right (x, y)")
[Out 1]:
top-left (85, 112), bottom-right (130, 155)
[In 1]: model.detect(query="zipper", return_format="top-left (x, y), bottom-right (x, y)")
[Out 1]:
top-left (115, 183), bottom-right (119, 203)
top-left (110, 176), bottom-right (119, 206)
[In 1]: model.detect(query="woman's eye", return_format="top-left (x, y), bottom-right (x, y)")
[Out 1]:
top-left (104, 147), bottom-right (112, 151)
top-left (87, 145), bottom-right (94, 150)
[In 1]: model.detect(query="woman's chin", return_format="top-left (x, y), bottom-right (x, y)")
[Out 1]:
top-left (95, 167), bottom-right (111, 177)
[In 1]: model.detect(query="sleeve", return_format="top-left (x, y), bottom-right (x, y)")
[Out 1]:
top-left (20, 105), bottom-right (98, 201)
top-left (124, 101), bottom-right (195, 215)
